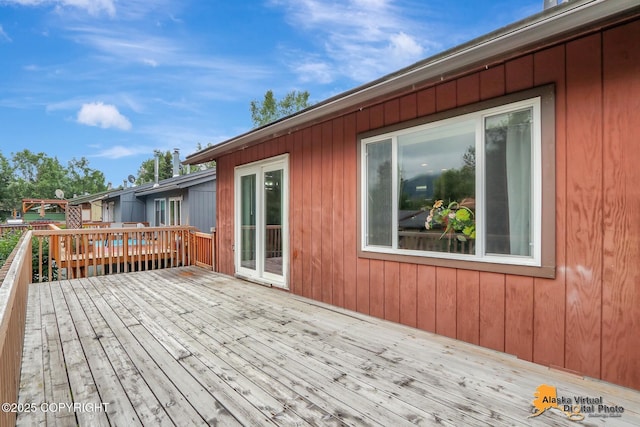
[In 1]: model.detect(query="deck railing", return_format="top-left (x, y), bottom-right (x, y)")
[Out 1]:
top-left (191, 230), bottom-right (216, 270)
top-left (398, 230), bottom-right (475, 254)
top-left (0, 232), bottom-right (32, 427)
top-left (240, 225), bottom-right (283, 260)
top-left (0, 225), bottom-right (216, 425)
top-left (31, 225), bottom-right (201, 281)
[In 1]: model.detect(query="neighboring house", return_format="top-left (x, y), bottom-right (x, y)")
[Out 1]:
top-left (134, 168), bottom-right (217, 232)
top-left (184, 1), bottom-right (640, 391)
top-left (98, 183), bottom-right (154, 224)
top-left (68, 189), bottom-right (112, 222)
top-left (92, 166), bottom-right (217, 232)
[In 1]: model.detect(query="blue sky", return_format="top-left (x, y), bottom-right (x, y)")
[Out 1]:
top-left (0, 0), bottom-right (541, 189)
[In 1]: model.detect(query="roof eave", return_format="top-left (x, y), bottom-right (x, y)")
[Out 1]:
top-left (184, 0), bottom-right (640, 164)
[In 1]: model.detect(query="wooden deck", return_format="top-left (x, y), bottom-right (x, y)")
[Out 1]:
top-left (16, 267), bottom-right (640, 426)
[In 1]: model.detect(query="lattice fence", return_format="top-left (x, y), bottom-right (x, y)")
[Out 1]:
top-left (66, 205), bottom-right (83, 229)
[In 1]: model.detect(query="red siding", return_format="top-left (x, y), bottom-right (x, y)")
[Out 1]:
top-left (479, 272), bottom-right (505, 352)
top-left (331, 116), bottom-right (345, 308)
top-left (565, 34), bottom-right (603, 380)
top-left (321, 121), bottom-right (333, 304)
top-left (601, 19), bottom-right (640, 389)
top-left (399, 263), bottom-right (417, 328)
top-left (212, 19), bottom-right (640, 390)
top-left (343, 113), bottom-right (358, 312)
top-left (532, 44), bottom-right (567, 370)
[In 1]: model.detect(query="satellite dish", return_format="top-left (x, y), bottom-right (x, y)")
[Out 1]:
top-left (55, 189), bottom-right (65, 199)
top-left (128, 174), bottom-right (136, 184)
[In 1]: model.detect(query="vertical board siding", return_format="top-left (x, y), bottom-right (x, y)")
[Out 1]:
top-left (369, 260), bottom-right (385, 319)
top-left (435, 80), bottom-right (456, 112)
top-left (213, 21), bottom-right (640, 390)
top-left (505, 276), bottom-right (534, 362)
top-left (480, 64), bottom-right (505, 100)
top-left (457, 73), bottom-right (480, 106)
top-left (321, 121), bottom-right (334, 304)
top-left (416, 265), bottom-right (436, 332)
top-left (301, 128), bottom-right (313, 298)
top-left (290, 132), bottom-right (303, 295)
top-left (456, 270), bottom-right (480, 345)
top-left (416, 87), bottom-right (436, 117)
top-left (332, 116), bottom-right (345, 308)
top-left (399, 263), bottom-right (418, 328)
top-left (435, 268), bottom-right (457, 339)
top-left (532, 44), bottom-right (567, 370)
top-left (383, 261), bottom-right (400, 323)
top-left (399, 93), bottom-right (417, 122)
top-left (564, 34), bottom-right (603, 380)
top-left (310, 124), bottom-right (323, 302)
top-left (505, 55), bottom-right (534, 93)
top-left (479, 272), bottom-right (506, 352)
top-left (601, 19), bottom-right (640, 390)
top-left (343, 113), bottom-right (358, 312)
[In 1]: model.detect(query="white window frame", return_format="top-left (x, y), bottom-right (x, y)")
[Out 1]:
top-left (361, 96), bottom-right (543, 268)
top-left (154, 198), bottom-right (166, 226)
top-left (168, 197), bottom-right (182, 226)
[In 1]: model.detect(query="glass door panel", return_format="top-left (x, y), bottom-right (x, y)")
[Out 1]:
top-left (264, 169), bottom-right (283, 276)
top-left (240, 174), bottom-right (256, 270)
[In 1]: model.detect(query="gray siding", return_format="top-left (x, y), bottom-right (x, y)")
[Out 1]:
top-left (118, 191), bottom-right (146, 223)
top-left (188, 180), bottom-right (216, 232)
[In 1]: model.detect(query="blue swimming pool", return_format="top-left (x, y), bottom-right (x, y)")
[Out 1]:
top-left (97, 238), bottom-right (147, 247)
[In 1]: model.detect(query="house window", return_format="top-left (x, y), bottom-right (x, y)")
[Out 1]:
top-left (360, 86), bottom-right (555, 276)
top-left (169, 197), bottom-right (182, 226)
top-left (154, 199), bottom-right (166, 226)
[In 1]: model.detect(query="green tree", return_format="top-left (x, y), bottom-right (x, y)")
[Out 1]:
top-left (136, 150), bottom-right (175, 184)
top-left (250, 90), bottom-right (311, 128)
top-left (67, 157), bottom-right (107, 197)
top-left (0, 149), bottom-right (107, 220)
top-left (433, 146), bottom-right (475, 204)
top-left (192, 142), bottom-right (216, 171)
top-left (0, 152), bottom-right (15, 219)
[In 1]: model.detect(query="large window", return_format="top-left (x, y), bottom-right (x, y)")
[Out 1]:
top-left (361, 87), bottom-right (555, 275)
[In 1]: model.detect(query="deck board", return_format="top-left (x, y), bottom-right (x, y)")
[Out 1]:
top-left (18, 267), bottom-right (640, 426)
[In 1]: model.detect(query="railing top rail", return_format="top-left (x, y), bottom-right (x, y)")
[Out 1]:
top-left (0, 230), bottom-right (31, 330)
top-left (32, 226), bottom-right (197, 236)
top-left (193, 231), bottom-right (213, 238)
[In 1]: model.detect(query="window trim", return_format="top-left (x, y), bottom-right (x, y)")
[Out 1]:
top-left (357, 85), bottom-right (555, 278)
top-left (168, 196), bottom-right (183, 226)
top-left (154, 198), bottom-right (167, 226)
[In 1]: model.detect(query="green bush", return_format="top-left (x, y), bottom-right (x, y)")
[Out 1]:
top-left (0, 230), bottom-right (57, 281)
top-left (0, 230), bottom-right (22, 269)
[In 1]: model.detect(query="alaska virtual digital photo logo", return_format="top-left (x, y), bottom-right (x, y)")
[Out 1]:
top-left (529, 384), bottom-right (625, 422)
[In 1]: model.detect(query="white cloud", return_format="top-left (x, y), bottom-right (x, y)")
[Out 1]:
top-left (77, 102), bottom-right (132, 130)
top-left (272, 0), bottom-right (431, 83)
top-left (0, 25), bottom-right (12, 42)
top-left (388, 32), bottom-right (423, 60)
top-left (142, 58), bottom-right (158, 67)
top-left (294, 61), bottom-right (334, 84)
top-left (93, 145), bottom-right (147, 159)
top-left (5, 0), bottom-right (116, 16)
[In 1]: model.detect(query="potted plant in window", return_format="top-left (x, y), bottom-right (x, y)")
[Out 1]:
top-left (425, 199), bottom-right (475, 242)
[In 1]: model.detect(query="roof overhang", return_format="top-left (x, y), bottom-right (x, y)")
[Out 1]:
top-left (134, 170), bottom-right (217, 196)
top-left (184, 0), bottom-right (640, 164)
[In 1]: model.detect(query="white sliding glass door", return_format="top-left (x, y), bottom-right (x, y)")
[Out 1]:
top-left (235, 155), bottom-right (288, 288)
